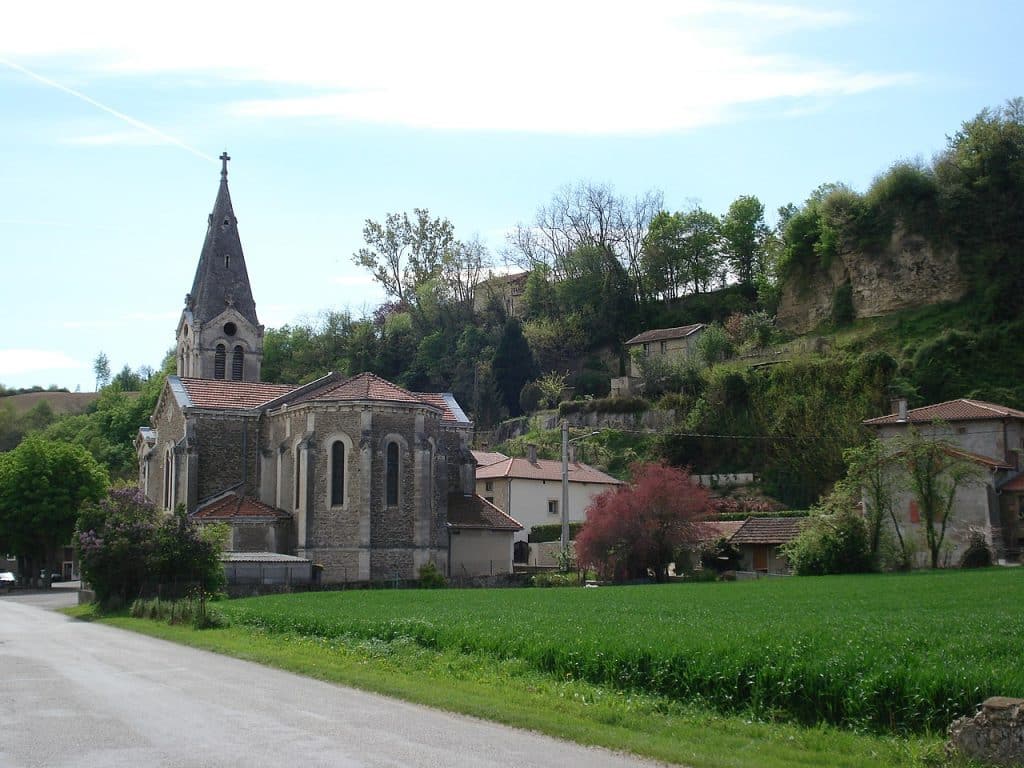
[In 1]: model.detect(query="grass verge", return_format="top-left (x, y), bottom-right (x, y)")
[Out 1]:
top-left (66, 604), bottom-right (949, 768)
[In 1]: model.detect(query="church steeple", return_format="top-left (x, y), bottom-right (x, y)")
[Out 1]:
top-left (176, 154), bottom-right (264, 381)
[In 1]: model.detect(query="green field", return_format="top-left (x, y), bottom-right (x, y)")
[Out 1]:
top-left (220, 569), bottom-right (1024, 734)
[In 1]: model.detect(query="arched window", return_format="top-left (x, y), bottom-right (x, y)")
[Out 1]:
top-left (386, 441), bottom-right (399, 506)
top-left (330, 441), bottom-right (345, 506)
top-left (231, 345), bottom-right (244, 381)
top-left (163, 450), bottom-right (172, 509)
top-left (214, 344), bottom-right (226, 379)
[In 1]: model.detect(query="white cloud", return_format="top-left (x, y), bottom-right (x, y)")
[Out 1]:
top-left (0, 349), bottom-right (81, 375)
top-left (1, 1), bottom-right (915, 135)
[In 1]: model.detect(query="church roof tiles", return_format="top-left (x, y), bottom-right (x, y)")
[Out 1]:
top-left (193, 492), bottom-right (291, 520)
top-left (178, 377), bottom-right (297, 410)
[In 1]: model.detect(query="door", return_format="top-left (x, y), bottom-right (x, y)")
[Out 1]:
top-left (753, 545), bottom-right (768, 572)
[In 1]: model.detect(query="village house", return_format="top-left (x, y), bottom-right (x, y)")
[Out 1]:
top-left (864, 397), bottom-right (1024, 565)
top-left (472, 271), bottom-right (529, 319)
top-left (610, 323), bottom-right (705, 396)
top-left (473, 446), bottom-right (621, 562)
top-left (728, 517), bottom-right (807, 575)
top-left (136, 156), bottom-right (520, 583)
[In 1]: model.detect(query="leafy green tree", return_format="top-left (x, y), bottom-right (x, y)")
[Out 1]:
top-left (897, 429), bottom-right (984, 569)
top-left (492, 318), bottom-right (537, 417)
top-left (111, 364), bottom-right (144, 391)
top-left (0, 436), bottom-right (108, 582)
top-left (77, 489), bottom-right (224, 606)
top-left (721, 195), bottom-right (769, 286)
top-left (841, 438), bottom-right (899, 561)
top-left (782, 505), bottom-right (872, 576)
top-left (93, 351), bottom-right (111, 391)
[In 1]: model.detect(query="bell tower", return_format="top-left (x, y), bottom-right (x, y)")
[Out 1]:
top-left (176, 153), bottom-right (264, 381)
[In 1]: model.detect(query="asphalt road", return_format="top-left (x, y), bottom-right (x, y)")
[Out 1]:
top-left (0, 591), bottom-right (663, 768)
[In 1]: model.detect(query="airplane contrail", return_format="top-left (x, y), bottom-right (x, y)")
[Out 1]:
top-left (0, 57), bottom-right (215, 163)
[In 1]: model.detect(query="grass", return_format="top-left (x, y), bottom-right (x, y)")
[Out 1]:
top-left (69, 605), bottom-right (947, 768)
top-left (215, 569), bottom-right (1023, 734)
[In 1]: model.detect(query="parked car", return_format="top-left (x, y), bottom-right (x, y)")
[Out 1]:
top-left (0, 571), bottom-right (15, 590)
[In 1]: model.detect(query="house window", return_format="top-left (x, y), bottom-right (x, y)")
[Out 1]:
top-left (386, 441), bottom-right (400, 506)
top-left (908, 499), bottom-right (920, 524)
top-left (330, 441), bottom-right (345, 506)
top-left (485, 496), bottom-right (494, 505)
top-left (163, 449), bottom-right (172, 509)
top-left (214, 344), bottom-right (226, 379)
top-left (642, 342), bottom-right (650, 356)
top-left (231, 345), bottom-right (244, 381)
top-left (548, 499), bottom-right (558, 516)
top-left (660, 341), bottom-right (667, 353)
top-left (485, 481), bottom-right (493, 492)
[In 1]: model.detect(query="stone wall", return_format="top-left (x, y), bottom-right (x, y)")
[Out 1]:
top-left (194, 413), bottom-right (260, 501)
top-left (777, 223), bottom-right (967, 333)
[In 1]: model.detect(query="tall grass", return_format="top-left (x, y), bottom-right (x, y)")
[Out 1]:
top-left (219, 569), bottom-right (1023, 734)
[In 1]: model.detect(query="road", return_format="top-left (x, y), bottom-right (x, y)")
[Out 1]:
top-left (0, 590), bottom-right (662, 768)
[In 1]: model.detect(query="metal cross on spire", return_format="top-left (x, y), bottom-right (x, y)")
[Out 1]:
top-left (220, 151), bottom-right (230, 179)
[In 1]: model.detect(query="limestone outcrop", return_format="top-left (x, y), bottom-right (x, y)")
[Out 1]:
top-left (947, 696), bottom-right (1024, 767)
top-left (776, 224), bottom-right (967, 333)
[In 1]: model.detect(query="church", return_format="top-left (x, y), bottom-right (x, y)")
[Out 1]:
top-left (135, 155), bottom-right (520, 583)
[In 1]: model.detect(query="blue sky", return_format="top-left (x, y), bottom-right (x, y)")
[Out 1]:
top-left (1, 1), bottom-right (1020, 391)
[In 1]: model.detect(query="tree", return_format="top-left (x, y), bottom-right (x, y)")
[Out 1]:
top-left (782, 506), bottom-right (872, 576)
top-left (93, 351), bottom-right (111, 391)
top-left (721, 195), bottom-right (769, 286)
top-left (841, 438), bottom-right (899, 561)
top-left (897, 429), bottom-right (984, 569)
top-left (575, 462), bottom-right (711, 582)
top-left (0, 436), bottom-right (108, 584)
top-left (492, 318), bottom-right (537, 418)
top-left (77, 488), bottom-right (224, 606)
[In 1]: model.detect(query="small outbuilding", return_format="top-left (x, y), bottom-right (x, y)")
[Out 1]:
top-left (729, 517), bottom-right (807, 574)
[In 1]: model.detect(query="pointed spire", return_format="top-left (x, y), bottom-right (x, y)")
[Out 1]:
top-left (186, 154), bottom-right (259, 327)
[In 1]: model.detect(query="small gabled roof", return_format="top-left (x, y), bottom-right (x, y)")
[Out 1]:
top-left (447, 494), bottom-right (523, 531)
top-left (475, 457), bottom-right (622, 485)
top-left (729, 516), bottom-right (808, 545)
top-left (414, 392), bottom-right (472, 425)
top-left (702, 520), bottom-right (744, 541)
top-left (472, 450), bottom-right (510, 468)
top-left (292, 372), bottom-right (427, 407)
top-left (864, 398), bottom-right (1024, 426)
top-left (625, 323), bottom-right (704, 345)
top-left (193, 492), bottom-right (291, 521)
top-left (177, 377), bottom-right (298, 411)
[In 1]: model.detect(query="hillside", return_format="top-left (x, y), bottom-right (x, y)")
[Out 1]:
top-left (2, 391), bottom-right (101, 417)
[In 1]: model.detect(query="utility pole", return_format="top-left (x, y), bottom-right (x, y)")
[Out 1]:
top-left (561, 419), bottom-right (570, 553)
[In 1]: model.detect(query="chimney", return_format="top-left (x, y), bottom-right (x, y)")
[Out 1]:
top-left (527, 443), bottom-right (537, 463)
top-left (891, 397), bottom-right (908, 422)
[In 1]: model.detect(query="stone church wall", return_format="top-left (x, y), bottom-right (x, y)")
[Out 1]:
top-left (149, 396), bottom-right (186, 510)
top-left (194, 414), bottom-right (260, 502)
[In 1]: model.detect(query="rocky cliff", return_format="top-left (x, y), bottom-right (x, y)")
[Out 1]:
top-left (776, 224), bottom-right (968, 333)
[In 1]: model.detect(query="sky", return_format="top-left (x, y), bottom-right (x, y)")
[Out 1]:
top-left (1, 1), bottom-right (1021, 392)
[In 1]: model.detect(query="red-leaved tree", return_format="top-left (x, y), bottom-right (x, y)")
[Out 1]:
top-left (575, 462), bottom-right (711, 582)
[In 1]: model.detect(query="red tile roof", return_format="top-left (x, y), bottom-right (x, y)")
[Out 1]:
top-left (626, 324), bottom-right (704, 345)
top-left (471, 450), bottom-right (510, 468)
top-left (295, 372), bottom-right (426, 406)
top-left (447, 494), bottom-right (523, 531)
top-left (864, 398), bottom-right (1024, 425)
top-left (999, 473), bottom-right (1024, 492)
top-left (475, 457), bottom-right (622, 485)
top-left (192, 493), bottom-right (291, 520)
top-left (702, 520), bottom-right (745, 541)
top-left (414, 392), bottom-right (470, 423)
top-left (179, 378), bottom-right (298, 410)
top-left (729, 516), bottom-right (808, 545)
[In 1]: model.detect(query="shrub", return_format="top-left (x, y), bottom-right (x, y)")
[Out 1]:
top-left (831, 282), bottom-right (855, 326)
top-left (418, 561), bottom-right (447, 588)
top-left (699, 537), bottom-right (741, 573)
top-left (527, 522), bottom-right (583, 543)
top-left (531, 571), bottom-right (580, 587)
top-left (694, 324), bottom-right (733, 366)
top-left (518, 380), bottom-right (542, 414)
top-left (558, 396), bottom-right (648, 417)
top-left (782, 508), bottom-right (872, 576)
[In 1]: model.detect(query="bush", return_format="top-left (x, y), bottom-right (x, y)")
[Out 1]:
top-left (831, 282), bottom-right (855, 326)
top-left (518, 380), bottom-right (542, 414)
top-left (531, 571), bottom-right (580, 587)
top-left (700, 537), bottom-right (741, 573)
top-left (418, 561), bottom-right (447, 588)
top-left (129, 594), bottom-right (225, 629)
top-left (694, 324), bottom-right (733, 366)
top-left (558, 396), bottom-right (648, 417)
top-left (782, 508), bottom-right (873, 576)
top-left (77, 488), bottom-right (224, 606)
top-left (527, 522), bottom-right (583, 543)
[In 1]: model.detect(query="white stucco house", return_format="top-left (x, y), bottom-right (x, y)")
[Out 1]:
top-left (610, 323), bottom-right (705, 396)
top-left (473, 447), bottom-right (622, 547)
top-left (864, 397), bottom-right (1024, 565)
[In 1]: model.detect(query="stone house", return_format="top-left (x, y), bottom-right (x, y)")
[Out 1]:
top-left (729, 517), bottom-right (807, 574)
top-left (864, 398), bottom-right (1024, 564)
top-left (472, 271), bottom-right (529, 319)
top-left (136, 156), bottom-right (520, 583)
top-left (473, 446), bottom-right (622, 548)
top-left (610, 323), bottom-right (705, 396)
